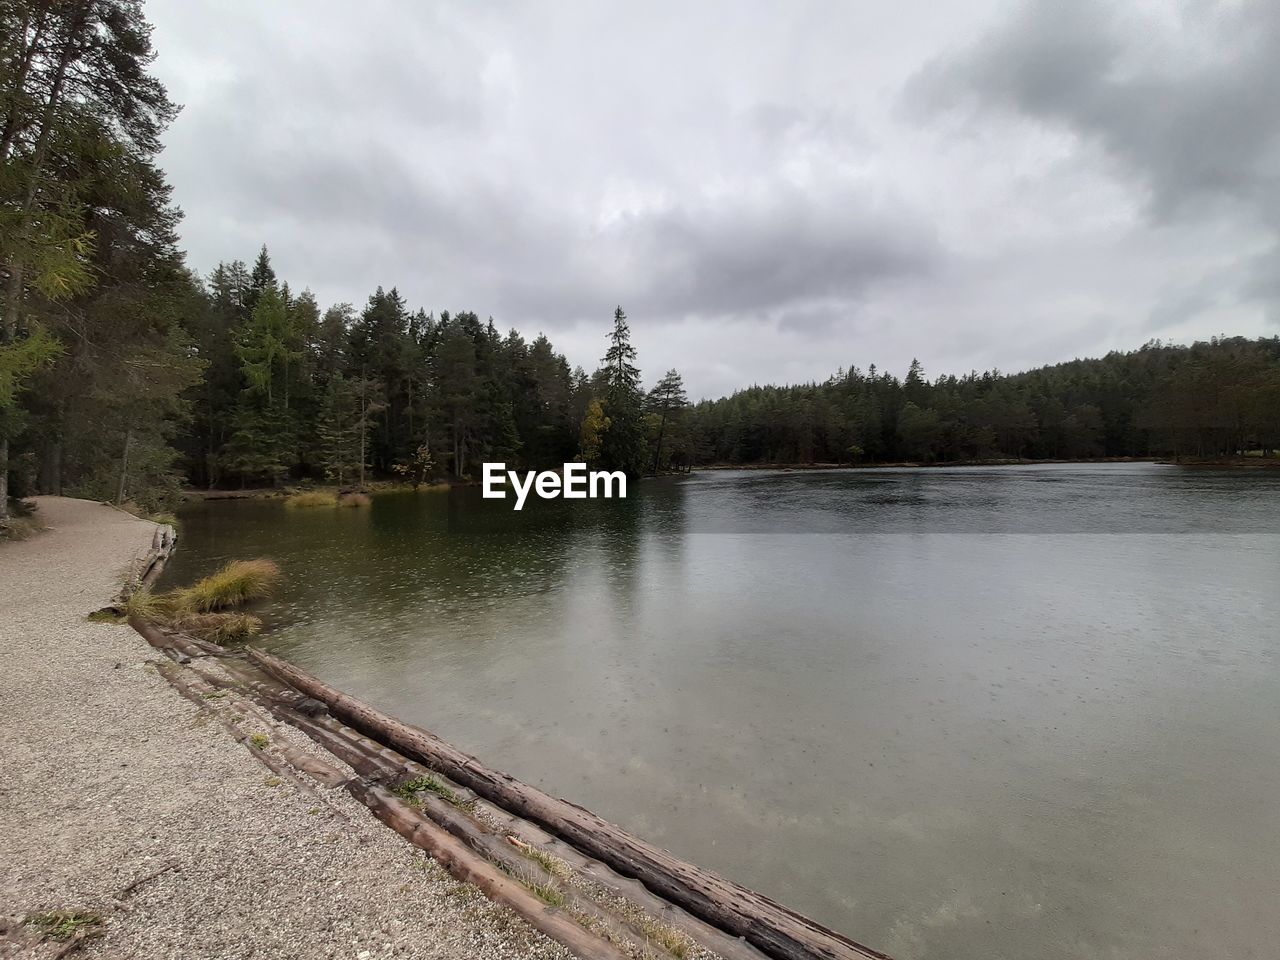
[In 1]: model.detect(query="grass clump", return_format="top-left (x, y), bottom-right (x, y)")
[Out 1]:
top-left (514, 841), bottom-right (573, 882)
top-left (87, 608), bottom-right (124, 624)
top-left (634, 916), bottom-right (694, 958)
top-left (122, 587), bottom-right (172, 622)
top-left (171, 612), bottom-right (262, 643)
top-left (338, 491), bottom-right (371, 508)
top-left (394, 774), bottom-right (474, 811)
top-left (172, 558), bottom-right (280, 613)
top-left (524, 875), bottom-right (567, 907)
top-left (27, 910), bottom-right (103, 942)
top-left (285, 490), bottom-right (338, 509)
top-left (113, 556), bottom-right (279, 647)
top-left (249, 732), bottom-right (269, 749)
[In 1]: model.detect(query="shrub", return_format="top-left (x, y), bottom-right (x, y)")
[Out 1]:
top-left (337, 492), bottom-right (371, 508)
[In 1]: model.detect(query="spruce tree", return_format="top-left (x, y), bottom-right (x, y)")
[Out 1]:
top-left (597, 306), bottom-right (648, 475)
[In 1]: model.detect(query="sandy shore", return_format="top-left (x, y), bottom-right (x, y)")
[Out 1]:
top-left (0, 497), bottom-right (569, 960)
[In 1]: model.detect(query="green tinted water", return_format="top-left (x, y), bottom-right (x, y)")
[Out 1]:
top-left (163, 464), bottom-right (1280, 960)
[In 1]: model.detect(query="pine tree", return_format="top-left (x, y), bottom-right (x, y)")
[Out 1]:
top-left (316, 374), bottom-right (362, 485)
top-left (3, 0), bottom-right (190, 516)
top-left (647, 369), bottom-right (689, 472)
top-left (237, 285), bottom-right (290, 404)
top-left (244, 245), bottom-right (276, 312)
top-left (596, 306), bottom-right (648, 475)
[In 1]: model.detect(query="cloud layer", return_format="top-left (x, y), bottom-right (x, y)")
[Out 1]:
top-left (149, 0), bottom-right (1279, 397)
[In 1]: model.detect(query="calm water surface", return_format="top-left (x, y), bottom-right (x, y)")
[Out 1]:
top-left (163, 464), bottom-right (1280, 960)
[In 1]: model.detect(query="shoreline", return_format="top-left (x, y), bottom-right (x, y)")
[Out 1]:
top-left (4, 496), bottom-right (885, 960)
top-left (180, 455), bottom-right (1280, 505)
top-left (0, 497), bottom-right (572, 960)
top-left (691, 455), bottom-right (1280, 471)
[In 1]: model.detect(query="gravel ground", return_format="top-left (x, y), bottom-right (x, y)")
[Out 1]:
top-left (0, 497), bottom-right (571, 960)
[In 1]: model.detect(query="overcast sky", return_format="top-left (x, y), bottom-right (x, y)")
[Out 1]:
top-left (147, 0), bottom-right (1279, 399)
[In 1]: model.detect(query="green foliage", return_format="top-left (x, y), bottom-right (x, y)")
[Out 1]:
top-left (26, 910), bottom-right (103, 943)
top-left (5, 0), bottom-right (1275, 504)
top-left (2, 0), bottom-right (183, 517)
top-left (594, 306), bottom-right (649, 476)
top-left (392, 442), bottom-right (436, 487)
top-left (0, 325), bottom-right (62, 414)
top-left (579, 399), bottom-right (609, 463)
top-left (647, 368), bottom-right (689, 472)
top-left (688, 337), bottom-right (1280, 465)
top-left (237, 284), bottom-right (293, 402)
top-left (394, 773), bottom-right (475, 811)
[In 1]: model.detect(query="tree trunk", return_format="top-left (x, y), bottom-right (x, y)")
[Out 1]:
top-left (0, 261), bottom-right (23, 523)
top-left (0, 439), bottom-right (9, 521)
top-left (359, 378), bottom-right (367, 490)
top-left (0, 8), bottom-right (51, 162)
top-left (116, 429), bottom-right (133, 505)
top-left (653, 411), bottom-right (668, 474)
top-left (0, 9), bottom-right (90, 525)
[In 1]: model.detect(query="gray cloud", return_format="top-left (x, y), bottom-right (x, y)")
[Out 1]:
top-left (910, 0), bottom-right (1280, 319)
top-left (148, 0), bottom-right (1279, 398)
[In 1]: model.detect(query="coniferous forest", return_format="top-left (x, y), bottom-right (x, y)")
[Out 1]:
top-left (2, 2), bottom-right (1279, 523)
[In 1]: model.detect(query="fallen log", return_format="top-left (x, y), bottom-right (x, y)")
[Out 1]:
top-left (139, 524), bottom-right (177, 588)
top-left (348, 779), bottom-right (632, 960)
top-left (129, 615), bottom-right (231, 660)
top-left (248, 647), bottom-right (890, 960)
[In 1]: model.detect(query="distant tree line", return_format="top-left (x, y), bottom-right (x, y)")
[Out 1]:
top-left (179, 251), bottom-right (688, 491)
top-left (3, 2), bottom-right (1277, 524)
top-left (688, 338), bottom-right (1280, 465)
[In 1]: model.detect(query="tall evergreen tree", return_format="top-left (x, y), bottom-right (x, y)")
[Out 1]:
top-left (3, 0), bottom-right (191, 516)
top-left (596, 306), bottom-right (648, 475)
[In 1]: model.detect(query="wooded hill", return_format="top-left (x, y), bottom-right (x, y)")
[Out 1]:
top-left (2, 2), bottom-right (1278, 522)
top-left (688, 336), bottom-right (1280, 466)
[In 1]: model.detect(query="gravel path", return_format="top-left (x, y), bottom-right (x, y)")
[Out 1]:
top-left (0, 497), bottom-right (571, 960)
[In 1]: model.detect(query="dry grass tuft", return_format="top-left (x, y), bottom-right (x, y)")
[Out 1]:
top-left (338, 491), bottom-right (372, 508)
top-left (122, 587), bottom-right (172, 622)
top-left (171, 611), bottom-right (263, 643)
top-left (172, 558), bottom-right (280, 613)
top-left (285, 490), bottom-right (338, 508)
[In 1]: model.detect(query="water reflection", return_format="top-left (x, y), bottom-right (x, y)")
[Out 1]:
top-left (161, 464), bottom-right (1280, 960)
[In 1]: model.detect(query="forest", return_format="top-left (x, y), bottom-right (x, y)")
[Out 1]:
top-left (2, 1), bottom-right (1279, 525)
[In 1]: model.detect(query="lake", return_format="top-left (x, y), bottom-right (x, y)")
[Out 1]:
top-left (162, 463), bottom-right (1280, 960)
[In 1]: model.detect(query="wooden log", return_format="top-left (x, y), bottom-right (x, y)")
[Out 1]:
top-left (247, 647), bottom-right (891, 960)
top-left (129, 615), bottom-right (232, 660)
top-left (153, 660), bottom-right (323, 797)
top-left (139, 523), bottom-right (177, 588)
top-left (348, 779), bottom-right (631, 960)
